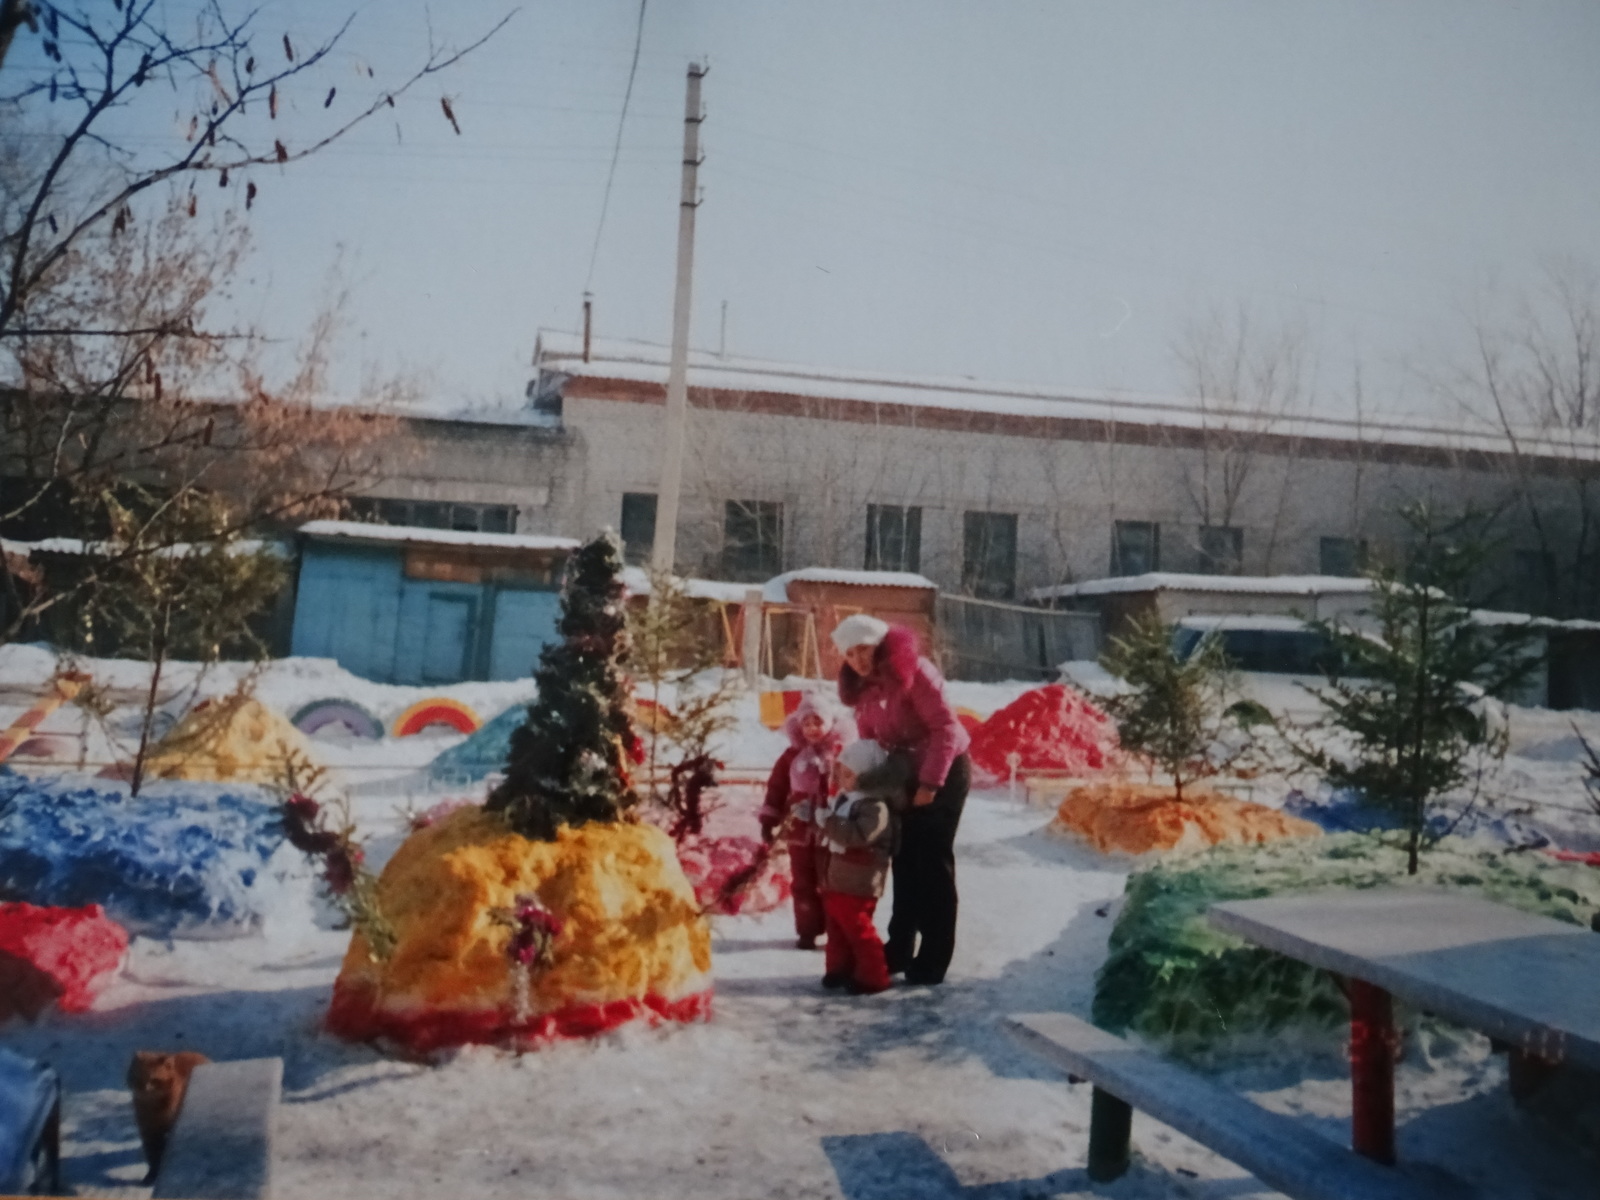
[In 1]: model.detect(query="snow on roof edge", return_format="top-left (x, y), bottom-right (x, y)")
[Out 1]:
top-left (1030, 573), bottom-right (1379, 601)
top-left (763, 567), bottom-right (937, 603)
top-left (299, 520), bottom-right (579, 553)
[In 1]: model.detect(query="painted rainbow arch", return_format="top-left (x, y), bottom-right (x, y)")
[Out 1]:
top-left (392, 698), bottom-right (482, 737)
top-left (291, 699), bottom-right (385, 740)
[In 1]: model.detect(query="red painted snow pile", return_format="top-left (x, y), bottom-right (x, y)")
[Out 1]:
top-left (677, 834), bottom-right (791, 915)
top-left (968, 684), bottom-right (1119, 784)
top-left (0, 902), bottom-right (128, 1020)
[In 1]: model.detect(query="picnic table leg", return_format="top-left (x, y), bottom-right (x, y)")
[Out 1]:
top-left (1086, 1086), bottom-right (1133, 1181)
top-left (1347, 978), bottom-right (1396, 1165)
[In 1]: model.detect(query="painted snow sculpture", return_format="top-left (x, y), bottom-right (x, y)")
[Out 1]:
top-left (290, 699), bottom-right (384, 740)
top-left (328, 534), bottom-right (712, 1052)
top-left (0, 776), bottom-right (313, 938)
top-left (0, 902), bottom-right (128, 1021)
top-left (1052, 781), bottom-right (1321, 855)
top-left (968, 684), bottom-right (1118, 784)
top-left (391, 699), bottom-right (481, 737)
top-left (124, 697), bottom-right (323, 787)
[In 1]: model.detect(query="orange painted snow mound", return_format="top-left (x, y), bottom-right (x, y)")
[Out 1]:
top-left (328, 808), bottom-right (712, 1052)
top-left (1052, 781), bottom-right (1322, 855)
top-left (969, 684), bottom-right (1118, 783)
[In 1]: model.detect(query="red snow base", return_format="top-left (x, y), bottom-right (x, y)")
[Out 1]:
top-left (0, 902), bottom-right (128, 1020)
top-left (968, 684), bottom-right (1118, 784)
top-left (326, 985), bottom-right (713, 1054)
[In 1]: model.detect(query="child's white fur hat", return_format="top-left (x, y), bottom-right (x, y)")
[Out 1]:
top-left (837, 738), bottom-right (889, 778)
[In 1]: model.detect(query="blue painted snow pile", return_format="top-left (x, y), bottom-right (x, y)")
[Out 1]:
top-left (0, 774), bottom-right (316, 939)
top-left (426, 703), bottom-right (524, 785)
top-left (1283, 788), bottom-right (1553, 849)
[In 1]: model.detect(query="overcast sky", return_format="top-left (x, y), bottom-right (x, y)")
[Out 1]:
top-left (18, 2), bottom-right (1600, 415)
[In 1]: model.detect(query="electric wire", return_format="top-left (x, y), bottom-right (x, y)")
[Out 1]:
top-left (583, 0), bottom-right (647, 295)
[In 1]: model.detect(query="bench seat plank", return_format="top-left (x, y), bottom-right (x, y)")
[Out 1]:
top-left (1006, 1013), bottom-right (1451, 1200)
top-left (153, 1057), bottom-right (281, 1200)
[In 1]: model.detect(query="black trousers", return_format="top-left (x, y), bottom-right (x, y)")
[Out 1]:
top-left (885, 753), bottom-right (970, 983)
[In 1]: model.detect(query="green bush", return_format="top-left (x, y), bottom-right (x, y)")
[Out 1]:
top-left (1093, 834), bottom-right (1600, 1053)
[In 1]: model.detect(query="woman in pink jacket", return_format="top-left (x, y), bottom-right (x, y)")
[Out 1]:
top-left (833, 614), bottom-right (971, 985)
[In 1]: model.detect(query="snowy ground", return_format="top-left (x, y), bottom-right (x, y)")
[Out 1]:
top-left (2, 647), bottom-right (1597, 1198)
top-left (2, 789), bottom-right (1590, 1199)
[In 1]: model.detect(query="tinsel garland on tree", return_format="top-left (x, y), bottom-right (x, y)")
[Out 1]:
top-left (486, 533), bottom-right (642, 841)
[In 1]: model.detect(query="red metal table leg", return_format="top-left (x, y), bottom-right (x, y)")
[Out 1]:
top-left (1348, 978), bottom-right (1396, 1164)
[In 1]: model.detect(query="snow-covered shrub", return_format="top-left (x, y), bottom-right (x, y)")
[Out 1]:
top-left (0, 774), bottom-right (315, 938)
top-left (1093, 833), bottom-right (1600, 1054)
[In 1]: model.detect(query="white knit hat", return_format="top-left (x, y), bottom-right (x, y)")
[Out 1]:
top-left (831, 613), bottom-right (890, 654)
top-left (837, 738), bottom-right (889, 778)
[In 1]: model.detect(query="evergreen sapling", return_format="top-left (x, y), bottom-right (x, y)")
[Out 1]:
top-left (1100, 611), bottom-right (1268, 801)
top-left (487, 534), bottom-right (643, 841)
top-left (1302, 503), bottom-right (1538, 874)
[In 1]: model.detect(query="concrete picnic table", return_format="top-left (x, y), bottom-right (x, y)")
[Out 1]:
top-left (1208, 887), bottom-right (1600, 1165)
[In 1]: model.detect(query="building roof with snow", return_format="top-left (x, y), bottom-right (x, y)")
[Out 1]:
top-left (297, 520), bottom-right (579, 554)
top-left (532, 331), bottom-right (1596, 467)
top-left (762, 567), bottom-right (938, 604)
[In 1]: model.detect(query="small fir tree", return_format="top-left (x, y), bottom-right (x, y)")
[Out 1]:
top-left (1302, 503), bottom-right (1538, 874)
top-left (487, 534), bottom-right (641, 841)
top-left (1101, 611), bottom-right (1266, 801)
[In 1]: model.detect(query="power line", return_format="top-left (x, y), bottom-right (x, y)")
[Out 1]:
top-left (583, 0), bottom-right (647, 294)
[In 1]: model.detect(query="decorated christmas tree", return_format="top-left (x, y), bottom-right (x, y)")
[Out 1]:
top-left (487, 533), bottom-right (641, 840)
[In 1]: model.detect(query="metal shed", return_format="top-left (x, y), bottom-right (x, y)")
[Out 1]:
top-left (289, 521), bottom-right (578, 685)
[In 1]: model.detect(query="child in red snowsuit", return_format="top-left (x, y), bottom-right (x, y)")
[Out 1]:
top-left (818, 738), bottom-right (907, 995)
top-left (759, 692), bottom-right (854, 949)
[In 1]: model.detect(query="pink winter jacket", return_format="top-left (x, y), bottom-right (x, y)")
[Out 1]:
top-left (758, 697), bottom-right (854, 841)
top-left (837, 626), bottom-right (970, 791)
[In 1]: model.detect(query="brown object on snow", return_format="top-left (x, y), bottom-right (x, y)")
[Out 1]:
top-left (1052, 780), bottom-right (1321, 855)
top-left (128, 1050), bottom-right (211, 1180)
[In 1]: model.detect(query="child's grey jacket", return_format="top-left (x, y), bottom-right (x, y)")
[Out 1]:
top-left (820, 753), bottom-right (913, 898)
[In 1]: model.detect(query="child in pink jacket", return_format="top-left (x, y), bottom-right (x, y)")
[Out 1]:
top-left (759, 692), bottom-right (854, 949)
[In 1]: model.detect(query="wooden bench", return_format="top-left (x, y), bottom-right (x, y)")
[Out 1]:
top-left (1005, 1013), bottom-right (1452, 1200)
top-left (153, 1057), bottom-right (282, 1200)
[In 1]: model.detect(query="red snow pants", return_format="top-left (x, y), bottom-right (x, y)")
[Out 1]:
top-left (789, 838), bottom-right (825, 942)
top-left (822, 891), bottom-right (890, 993)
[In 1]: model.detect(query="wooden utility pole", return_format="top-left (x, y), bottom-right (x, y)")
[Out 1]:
top-left (650, 61), bottom-right (706, 571)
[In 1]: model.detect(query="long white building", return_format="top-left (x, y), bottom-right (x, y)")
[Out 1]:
top-left (357, 332), bottom-right (1599, 617)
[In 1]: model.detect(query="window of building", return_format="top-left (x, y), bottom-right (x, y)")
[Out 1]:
top-left (620, 493), bottom-right (657, 565)
top-left (1198, 525), bottom-right (1243, 575)
top-left (348, 497), bottom-right (517, 534)
top-left (1319, 536), bottom-right (1368, 578)
top-left (1111, 520), bottom-right (1159, 576)
top-left (962, 510), bottom-right (1018, 600)
top-left (865, 504), bottom-right (922, 573)
top-left (1513, 549), bottom-right (1556, 615)
top-left (723, 500), bottom-right (783, 581)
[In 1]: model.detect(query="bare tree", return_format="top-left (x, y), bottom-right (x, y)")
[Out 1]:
top-left (1448, 259), bottom-right (1600, 617)
top-left (1, 1), bottom-right (510, 639)
top-left (1168, 306), bottom-right (1312, 573)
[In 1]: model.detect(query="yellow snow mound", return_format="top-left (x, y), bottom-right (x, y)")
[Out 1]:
top-left (1053, 780), bottom-right (1321, 855)
top-left (328, 808), bottom-right (713, 1050)
top-left (140, 697), bottom-right (322, 785)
